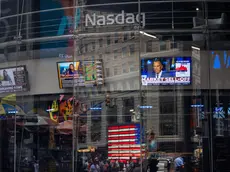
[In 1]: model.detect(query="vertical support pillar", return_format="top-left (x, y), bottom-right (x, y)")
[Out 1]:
top-left (177, 91), bottom-right (184, 138)
top-left (147, 91), bottom-right (160, 136)
top-left (87, 108), bottom-right (92, 144)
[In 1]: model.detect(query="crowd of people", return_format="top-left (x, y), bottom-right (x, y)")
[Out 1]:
top-left (80, 157), bottom-right (141, 172)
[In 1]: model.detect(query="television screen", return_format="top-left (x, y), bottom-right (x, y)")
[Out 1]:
top-left (141, 57), bottom-right (191, 85)
top-left (57, 60), bottom-right (104, 88)
top-left (0, 66), bottom-right (29, 93)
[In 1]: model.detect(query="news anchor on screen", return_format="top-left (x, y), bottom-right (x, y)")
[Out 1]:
top-left (149, 59), bottom-right (174, 78)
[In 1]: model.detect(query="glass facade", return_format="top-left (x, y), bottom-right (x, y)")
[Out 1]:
top-left (0, 0), bottom-right (230, 172)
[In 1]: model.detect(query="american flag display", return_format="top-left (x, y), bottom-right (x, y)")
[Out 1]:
top-left (108, 123), bottom-right (145, 162)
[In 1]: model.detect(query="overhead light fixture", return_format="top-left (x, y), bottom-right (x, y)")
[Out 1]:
top-left (191, 104), bottom-right (204, 108)
top-left (46, 109), bottom-right (55, 112)
top-left (8, 110), bottom-right (18, 114)
top-left (139, 106), bottom-right (153, 109)
top-left (191, 46), bottom-right (200, 51)
top-left (140, 31), bottom-right (157, 39)
top-left (90, 107), bottom-right (102, 110)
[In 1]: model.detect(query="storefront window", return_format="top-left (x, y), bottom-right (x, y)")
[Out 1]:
top-left (2, 1), bottom-right (230, 171)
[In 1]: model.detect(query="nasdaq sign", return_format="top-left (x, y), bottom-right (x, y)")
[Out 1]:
top-left (85, 10), bottom-right (146, 28)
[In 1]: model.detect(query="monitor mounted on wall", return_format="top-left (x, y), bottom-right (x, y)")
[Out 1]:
top-left (57, 60), bottom-right (104, 88)
top-left (141, 56), bottom-right (191, 86)
top-left (0, 65), bottom-right (29, 93)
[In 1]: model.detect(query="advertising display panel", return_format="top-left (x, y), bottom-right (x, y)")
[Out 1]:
top-left (0, 66), bottom-right (29, 93)
top-left (57, 60), bottom-right (104, 88)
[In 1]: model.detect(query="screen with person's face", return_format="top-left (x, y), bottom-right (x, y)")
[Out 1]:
top-left (141, 57), bottom-right (191, 85)
top-left (0, 66), bottom-right (29, 93)
top-left (153, 61), bottom-right (163, 74)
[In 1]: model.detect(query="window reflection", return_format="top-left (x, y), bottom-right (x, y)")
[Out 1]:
top-left (123, 97), bottom-right (134, 123)
top-left (3, 1), bottom-right (230, 171)
top-left (107, 104), bottom-right (117, 125)
top-left (91, 101), bottom-right (102, 142)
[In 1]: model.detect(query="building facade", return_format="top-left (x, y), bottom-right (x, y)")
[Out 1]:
top-left (0, 0), bottom-right (230, 172)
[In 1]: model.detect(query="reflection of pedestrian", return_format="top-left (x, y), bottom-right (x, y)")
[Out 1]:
top-left (147, 131), bottom-right (157, 152)
top-left (90, 157), bottom-right (100, 172)
top-left (3, 70), bottom-right (12, 84)
top-left (147, 131), bottom-right (158, 172)
top-left (34, 160), bottom-right (39, 172)
top-left (174, 156), bottom-right (184, 172)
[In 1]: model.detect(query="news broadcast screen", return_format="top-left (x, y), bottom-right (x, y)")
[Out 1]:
top-left (57, 60), bottom-right (104, 88)
top-left (0, 66), bottom-right (29, 93)
top-left (108, 124), bottom-right (145, 163)
top-left (141, 57), bottom-right (191, 85)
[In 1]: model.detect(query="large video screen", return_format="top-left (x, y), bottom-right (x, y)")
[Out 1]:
top-left (141, 57), bottom-right (191, 85)
top-left (57, 60), bottom-right (104, 88)
top-left (0, 66), bottom-right (29, 93)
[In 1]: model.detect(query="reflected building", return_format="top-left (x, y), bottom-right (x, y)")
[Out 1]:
top-left (77, 24), bottom-right (190, 149)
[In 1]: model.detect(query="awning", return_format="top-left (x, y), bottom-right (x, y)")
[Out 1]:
top-left (56, 120), bottom-right (87, 135)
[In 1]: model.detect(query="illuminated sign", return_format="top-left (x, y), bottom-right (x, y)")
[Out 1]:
top-left (108, 124), bottom-right (145, 162)
top-left (48, 95), bottom-right (88, 122)
top-left (139, 106), bottom-right (152, 109)
top-left (85, 10), bottom-right (146, 27)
